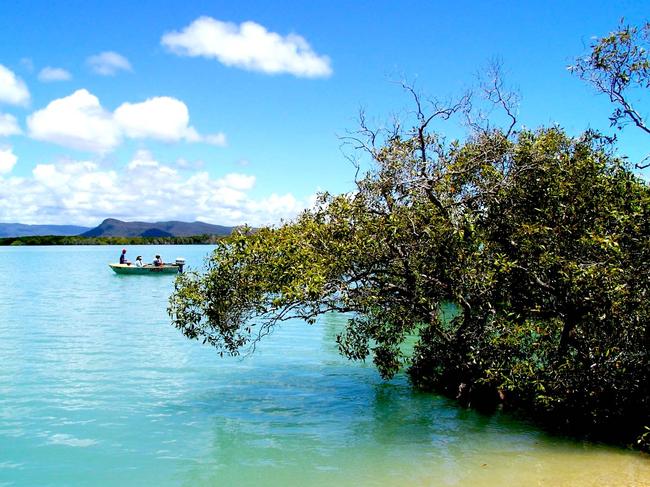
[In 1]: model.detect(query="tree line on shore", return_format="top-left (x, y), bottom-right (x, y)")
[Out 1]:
top-left (0, 234), bottom-right (224, 246)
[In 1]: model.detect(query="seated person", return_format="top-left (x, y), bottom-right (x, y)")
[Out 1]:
top-left (119, 248), bottom-right (130, 265)
top-left (134, 256), bottom-right (144, 267)
top-left (153, 254), bottom-right (163, 266)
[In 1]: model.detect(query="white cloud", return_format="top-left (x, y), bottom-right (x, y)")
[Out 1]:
top-left (220, 173), bottom-right (255, 190)
top-left (28, 90), bottom-right (226, 152)
top-left (38, 67), bottom-right (72, 82)
top-left (27, 89), bottom-right (121, 152)
top-left (184, 127), bottom-right (227, 146)
top-left (162, 16), bottom-right (332, 78)
top-left (87, 51), bottom-right (132, 76)
top-left (0, 151), bottom-right (311, 226)
top-left (0, 113), bottom-right (21, 136)
top-left (114, 96), bottom-right (199, 142)
top-left (0, 65), bottom-right (30, 105)
top-left (127, 149), bottom-right (160, 170)
top-left (0, 147), bottom-right (18, 174)
top-left (33, 162), bottom-right (73, 188)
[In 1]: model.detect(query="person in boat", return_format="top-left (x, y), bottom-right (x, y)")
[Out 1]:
top-left (119, 248), bottom-right (131, 265)
top-left (153, 254), bottom-right (163, 267)
top-left (134, 256), bottom-right (144, 267)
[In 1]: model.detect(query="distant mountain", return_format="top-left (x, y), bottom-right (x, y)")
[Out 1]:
top-left (81, 218), bottom-right (234, 237)
top-left (0, 223), bottom-right (90, 238)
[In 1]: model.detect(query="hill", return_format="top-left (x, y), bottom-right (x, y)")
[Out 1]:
top-left (81, 218), bottom-right (234, 237)
top-left (0, 223), bottom-right (90, 238)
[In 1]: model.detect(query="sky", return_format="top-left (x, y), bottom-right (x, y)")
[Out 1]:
top-left (0, 0), bottom-right (647, 227)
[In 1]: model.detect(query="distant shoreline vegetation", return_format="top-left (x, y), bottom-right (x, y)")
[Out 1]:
top-left (0, 234), bottom-right (225, 246)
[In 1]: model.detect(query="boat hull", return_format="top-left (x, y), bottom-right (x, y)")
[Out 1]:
top-left (109, 263), bottom-right (181, 275)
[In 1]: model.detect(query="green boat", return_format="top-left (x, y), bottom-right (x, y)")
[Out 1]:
top-left (109, 258), bottom-right (185, 275)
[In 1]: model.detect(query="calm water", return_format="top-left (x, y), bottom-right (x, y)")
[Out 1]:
top-left (0, 245), bottom-right (648, 486)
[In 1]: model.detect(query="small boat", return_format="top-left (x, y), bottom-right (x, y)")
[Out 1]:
top-left (109, 258), bottom-right (186, 275)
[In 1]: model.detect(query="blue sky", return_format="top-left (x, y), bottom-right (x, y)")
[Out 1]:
top-left (0, 0), bottom-right (647, 226)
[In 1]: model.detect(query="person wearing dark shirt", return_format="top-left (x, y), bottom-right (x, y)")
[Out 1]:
top-left (119, 248), bottom-right (130, 265)
top-left (153, 254), bottom-right (163, 267)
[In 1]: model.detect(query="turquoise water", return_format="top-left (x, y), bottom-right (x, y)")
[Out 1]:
top-left (0, 245), bottom-right (648, 486)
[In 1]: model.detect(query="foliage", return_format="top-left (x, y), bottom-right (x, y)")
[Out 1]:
top-left (0, 234), bottom-right (224, 246)
top-left (410, 130), bottom-right (650, 446)
top-left (169, 119), bottom-right (650, 449)
top-left (570, 20), bottom-right (650, 167)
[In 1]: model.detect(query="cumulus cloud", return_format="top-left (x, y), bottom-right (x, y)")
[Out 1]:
top-left (27, 90), bottom-right (225, 152)
top-left (0, 147), bottom-right (18, 174)
top-left (114, 96), bottom-right (203, 143)
top-left (0, 151), bottom-right (310, 226)
top-left (162, 16), bottom-right (332, 78)
top-left (219, 172), bottom-right (255, 190)
top-left (27, 89), bottom-right (121, 152)
top-left (38, 67), bottom-right (72, 82)
top-left (87, 51), bottom-right (132, 76)
top-left (0, 64), bottom-right (30, 105)
top-left (0, 113), bottom-right (21, 136)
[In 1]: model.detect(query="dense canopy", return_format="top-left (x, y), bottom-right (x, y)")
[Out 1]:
top-left (169, 117), bottom-right (650, 449)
